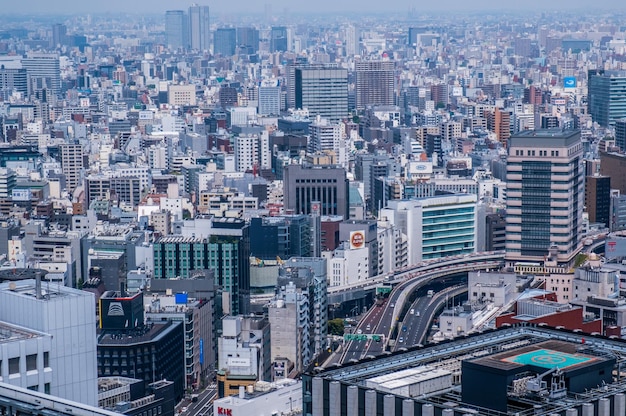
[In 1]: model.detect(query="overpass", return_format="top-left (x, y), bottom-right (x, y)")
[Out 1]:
top-left (337, 252), bottom-right (505, 363)
top-left (328, 251), bottom-right (505, 305)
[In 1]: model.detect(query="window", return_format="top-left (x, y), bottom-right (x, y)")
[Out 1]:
top-left (9, 358), bottom-right (19, 374)
top-left (26, 354), bottom-right (37, 371)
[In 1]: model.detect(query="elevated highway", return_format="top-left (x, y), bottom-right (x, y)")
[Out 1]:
top-left (328, 251), bottom-right (505, 305)
top-left (338, 251), bottom-right (505, 363)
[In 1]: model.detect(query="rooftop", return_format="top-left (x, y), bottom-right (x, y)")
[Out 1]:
top-left (0, 321), bottom-right (44, 345)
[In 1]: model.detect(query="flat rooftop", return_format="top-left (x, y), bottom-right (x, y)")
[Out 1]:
top-left (502, 348), bottom-right (595, 370)
top-left (470, 340), bottom-right (604, 372)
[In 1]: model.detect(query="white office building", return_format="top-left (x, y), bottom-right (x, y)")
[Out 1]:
top-left (0, 322), bottom-right (53, 393)
top-left (381, 194), bottom-right (477, 264)
top-left (0, 278), bottom-right (98, 406)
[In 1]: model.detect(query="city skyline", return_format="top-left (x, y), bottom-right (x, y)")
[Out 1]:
top-left (2, 0), bottom-right (626, 15)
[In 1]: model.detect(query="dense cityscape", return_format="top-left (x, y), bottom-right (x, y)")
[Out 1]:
top-left (1, 2), bottom-right (626, 416)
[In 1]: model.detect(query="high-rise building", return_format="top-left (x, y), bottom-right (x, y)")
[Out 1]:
top-left (270, 26), bottom-right (288, 52)
top-left (165, 10), bottom-right (187, 50)
top-left (345, 25), bottom-right (360, 56)
top-left (232, 132), bottom-right (270, 172)
top-left (307, 117), bottom-right (342, 154)
top-left (486, 107), bottom-right (511, 147)
top-left (51, 23), bottom-right (67, 47)
top-left (0, 67), bottom-right (28, 100)
top-left (153, 217), bottom-right (250, 316)
top-left (22, 53), bottom-right (61, 97)
top-left (283, 164), bottom-right (349, 218)
top-left (585, 175), bottom-right (611, 228)
top-left (600, 151), bottom-right (626, 195)
top-left (214, 28), bottom-right (236, 56)
top-left (258, 84), bottom-right (281, 116)
top-left (60, 143), bottom-right (83, 193)
top-left (188, 4), bottom-right (210, 51)
top-left (588, 70), bottom-right (626, 127)
top-left (295, 66), bottom-right (348, 123)
top-left (236, 27), bottom-right (259, 54)
top-left (249, 215), bottom-right (312, 260)
top-left (355, 60), bottom-right (395, 109)
top-left (514, 37), bottom-right (532, 57)
top-left (616, 118), bottom-right (626, 152)
top-left (268, 281), bottom-right (312, 373)
top-left (505, 129), bottom-right (584, 265)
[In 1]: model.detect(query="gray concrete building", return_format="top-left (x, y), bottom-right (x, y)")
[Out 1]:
top-left (283, 164), bottom-right (349, 219)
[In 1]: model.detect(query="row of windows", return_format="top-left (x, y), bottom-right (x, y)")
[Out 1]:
top-left (0, 353), bottom-right (49, 374)
top-left (513, 149), bottom-right (561, 157)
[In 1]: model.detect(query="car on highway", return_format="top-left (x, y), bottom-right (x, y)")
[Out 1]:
top-left (398, 337), bottom-right (404, 343)
top-left (410, 308), bottom-right (415, 315)
top-left (357, 329), bottom-right (362, 334)
top-left (366, 324), bottom-right (371, 330)
top-left (390, 303), bottom-right (395, 308)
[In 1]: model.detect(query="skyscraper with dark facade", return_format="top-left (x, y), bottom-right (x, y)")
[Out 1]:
top-left (616, 118), bottom-right (626, 152)
top-left (165, 10), bottom-right (187, 50)
top-left (295, 66), bottom-right (348, 123)
top-left (249, 215), bottom-right (312, 260)
top-left (188, 4), bottom-right (210, 51)
top-left (236, 27), bottom-right (259, 54)
top-left (505, 129), bottom-right (584, 265)
top-left (585, 175), bottom-right (611, 228)
top-left (51, 23), bottom-right (67, 48)
top-left (270, 26), bottom-right (288, 52)
top-left (355, 60), bottom-right (395, 110)
top-left (214, 28), bottom-right (236, 56)
top-left (588, 70), bottom-right (626, 127)
top-left (283, 164), bottom-right (349, 219)
top-left (0, 67), bottom-right (28, 100)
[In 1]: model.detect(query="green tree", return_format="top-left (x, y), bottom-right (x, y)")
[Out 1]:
top-left (328, 318), bottom-right (345, 336)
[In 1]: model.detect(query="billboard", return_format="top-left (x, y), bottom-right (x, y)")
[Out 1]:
top-left (12, 188), bottom-right (31, 201)
top-left (564, 77), bottom-right (577, 88)
top-left (605, 237), bottom-right (626, 260)
top-left (350, 230), bottom-right (366, 250)
top-left (175, 292), bottom-right (188, 304)
top-left (99, 292), bottom-right (144, 330)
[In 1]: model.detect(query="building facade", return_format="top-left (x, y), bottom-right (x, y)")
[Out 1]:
top-left (505, 129), bottom-right (584, 265)
top-left (355, 60), bottom-right (395, 110)
top-left (588, 70), bottom-right (626, 127)
top-left (295, 66), bottom-right (348, 123)
top-left (0, 279), bottom-right (98, 406)
top-left (283, 164), bottom-right (349, 218)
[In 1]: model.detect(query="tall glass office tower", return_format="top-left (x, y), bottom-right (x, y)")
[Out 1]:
top-left (588, 70), bottom-right (626, 127)
top-left (165, 10), bottom-right (187, 50)
top-left (188, 4), bottom-right (210, 51)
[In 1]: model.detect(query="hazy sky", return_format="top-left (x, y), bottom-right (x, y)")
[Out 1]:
top-left (2, 0), bottom-right (626, 14)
